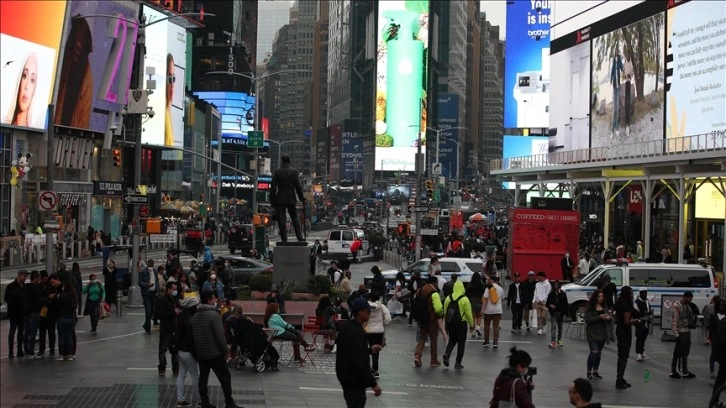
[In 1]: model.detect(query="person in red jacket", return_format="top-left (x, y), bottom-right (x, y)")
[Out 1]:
top-left (489, 347), bottom-right (535, 408)
top-left (350, 239), bottom-right (362, 263)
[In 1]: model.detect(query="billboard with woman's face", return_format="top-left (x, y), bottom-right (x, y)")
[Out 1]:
top-left (0, 1), bottom-right (67, 131)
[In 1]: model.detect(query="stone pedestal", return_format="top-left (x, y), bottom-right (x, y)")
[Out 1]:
top-left (273, 242), bottom-right (310, 290)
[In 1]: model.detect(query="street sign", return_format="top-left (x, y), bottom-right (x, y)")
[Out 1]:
top-left (38, 191), bottom-right (58, 211)
top-left (409, 205), bottom-right (430, 213)
top-left (123, 194), bottom-right (149, 204)
top-left (248, 131), bottom-right (264, 148)
top-left (421, 228), bottom-right (438, 236)
top-left (149, 234), bottom-right (177, 244)
top-left (432, 162), bottom-right (442, 176)
top-left (433, 189), bottom-right (441, 202)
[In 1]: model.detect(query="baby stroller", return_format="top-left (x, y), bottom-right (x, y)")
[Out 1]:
top-left (230, 317), bottom-right (279, 372)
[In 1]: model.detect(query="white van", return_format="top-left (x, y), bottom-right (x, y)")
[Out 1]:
top-left (326, 227), bottom-right (368, 259)
top-left (562, 262), bottom-right (718, 317)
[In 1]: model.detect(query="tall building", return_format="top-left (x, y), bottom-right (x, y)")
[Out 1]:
top-left (479, 12), bottom-right (505, 172)
top-left (311, 1), bottom-right (329, 178)
top-left (257, 0), bottom-right (293, 65)
top-left (465, 1), bottom-right (482, 180)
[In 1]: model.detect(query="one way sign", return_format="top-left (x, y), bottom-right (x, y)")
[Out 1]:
top-left (432, 162), bottom-right (442, 176)
top-left (123, 194), bottom-right (149, 204)
top-left (409, 205), bottom-right (430, 213)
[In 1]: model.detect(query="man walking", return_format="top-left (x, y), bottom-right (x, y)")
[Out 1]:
top-left (634, 288), bottom-right (652, 361)
top-left (413, 276), bottom-right (443, 367)
top-left (533, 271), bottom-right (552, 335)
top-left (521, 271), bottom-right (536, 331)
top-left (443, 281), bottom-right (473, 368)
top-left (670, 291), bottom-right (696, 379)
top-left (507, 272), bottom-right (524, 333)
top-left (610, 49), bottom-right (624, 139)
top-left (482, 276), bottom-right (504, 348)
top-left (5, 270), bottom-right (28, 358)
top-left (156, 281), bottom-right (180, 377)
top-left (139, 259), bottom-right (158, 335)
top-left (192, 291), bottom-right (241, 408)
top-left (336, 298), bottom-right (382, 407)
top-left (270, 154), bottom-right (305, 242)
top-left (561, 252), bottom-right (574, 282)
top-left (623, 52), bottom-right (634, 137)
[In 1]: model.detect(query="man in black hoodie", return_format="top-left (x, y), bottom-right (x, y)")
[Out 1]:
top-left (155, 281), bottom-right (180, 376)
top-left (5, 270), bottom-right (28, 358)
top-left (369, 265), bottom-right (387, 299)
top-left (520, 271), bottom-right (537, 332)
top-left (568, 377), bottom-right (603, 407)
top-left (336, 298), bottom-right (382, 407)
top-left (21, 271), bottom-right (43, 358)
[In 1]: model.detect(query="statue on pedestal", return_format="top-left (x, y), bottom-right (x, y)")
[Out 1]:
top-left (270, 154), bottom-right (305, 242)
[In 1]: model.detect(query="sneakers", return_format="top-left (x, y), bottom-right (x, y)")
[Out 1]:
top-left (682, 372), bottom-right (696, 379)
top-left (557, 340), bottom-right (563, 347)
top-left (615, 380), bottom-right (628, 389)
top-left (304, 345), bottom-right (316, 352)
top-left (640, 353), bottom-right (650, 360)
top-left (372, 371), bottom-right (380, 379)
top-left (669, 372), bottom-right (681, 379)
top-left (442, 354), bottom-right (450, 367)
top-left (591, 372), bottom-right (603, 380)
top-left (224, 403), bottom-right (243, 408)
top-left (57, 355), bottom-right (66, 361)
top-left (430, 360), bottom-right (441, 367)
top-left (176, 401), bottom-right (191, 407)
top-left (414, 358), bottom-right (422, 368)
top-left (159, 370), bottom-right (166, 377)
top-left (492, 343), bottom-right (498, 349)
top-left (625, 126), bottom-right (630, 136)
top-left (548, 341), bottom-right (557, 348)
top-left (454, 364), bottom-right (464, 369)
top-left (537, 329), bottom-right (543, 335)
top-left (475, 327), bottom-right (482, 337)
top-left (471, 330), bottom-right (476, 338)
top-left (636, 353), bottom-right (643, 361)
top-left (586, 371), bottom-right (593, 380)
top-left (482, 342), bottom-right (490, 348)
top-left (36, 353), bottom-right (44, 359)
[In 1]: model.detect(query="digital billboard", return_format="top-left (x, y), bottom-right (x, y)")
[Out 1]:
top-left (502, 135), bottom-right (548, 189)
top-left (0, 1), bottom-right (66, 131)
top-left (550, 36), bottom-right (590, 152)
top-left (665, 1), bottom-right (726, 151)
top-left (342, 123), bottom-right (363, 182)
top-left (696, 182), bottom-right (725, 220)
top-left (53, 1), bottom-right (139, 133)
top-left (375, 0), bottom-right (429, 171)
top-left (590, 12), bottom-right (664, 150)
top-left (504, 0), bottom-right (551, 129)
top-left (193, 91), bottom-right (260, 150)
top-left (436, 93), bottom-right (459, 179)
top-left (142, 6), bottom-right (187, 148)
top-left (329, 124), bottom-right (342, 181)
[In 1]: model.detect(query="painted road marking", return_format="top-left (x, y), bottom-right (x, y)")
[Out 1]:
top-left (298, 387), bottom-right (408, 396)
top-left (466, 340), bottom-right (533, 343)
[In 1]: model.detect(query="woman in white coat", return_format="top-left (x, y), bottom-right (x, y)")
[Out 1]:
top-left (367, 293), bottom-right (392, 378)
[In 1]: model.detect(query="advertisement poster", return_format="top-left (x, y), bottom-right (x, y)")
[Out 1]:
top-left (375, 0), bottom-right (429, 171)
top-left (315, 127), bottom-right (329, 178)
top-left (143, 6), bottom-right (186, 148)
top-left (436, 93), bottom-right (459, 179)
top-left (386, 184), bottom-right (411, 204)
top-left (550, 37), bottom-right (591, 151)
top-left (590, 13), bottom-right (665, 151)
top-left (665, 1), bottom-right (726, 151)
top-left (193, 91), bottom-right (256, 149)
top-left (329, 124), bottom-right (341, 180)
top-left (502, 135), bottom-right (548, 188)
top-left (504, 0), bottom-right (551, 129)
top-left (0, 1), bottom-right (66, 130)
top-left (53, 1), bottom-right (139, 133)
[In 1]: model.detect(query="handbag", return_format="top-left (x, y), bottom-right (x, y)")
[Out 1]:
top-left (498, 378), bottom-right (520, 408)
top-left (99, 301), bottom-right (111, 320)
top-left (529, 309), bottom-right (538, 329)
top-left (40, 306), bottom-right (48, 318)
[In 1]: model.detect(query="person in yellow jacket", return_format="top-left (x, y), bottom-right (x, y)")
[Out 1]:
top-left (443, 281), bottom-right (474, 369)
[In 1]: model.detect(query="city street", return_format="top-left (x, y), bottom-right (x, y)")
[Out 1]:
top-left (0, 254), bottom-right (718, 408)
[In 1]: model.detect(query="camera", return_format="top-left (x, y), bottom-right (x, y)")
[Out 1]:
top-left (147, 107), bottom-right (155, 119)
top-left (526, 366), bottom-right (537, 376)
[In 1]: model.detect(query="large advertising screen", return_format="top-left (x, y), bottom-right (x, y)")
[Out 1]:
top-left (193, 91), bottom-right (259, 150)
top-left (375, 0), bottom-right (429, 171)
top-left (0, 1), bottom-right (66, 131)
top-left (436, 93), bottom-right (459, 179)
top-left (142, 7), bottom-right (186, 148)
top-left (502, 135), bottom-right (548, 189)
top-left (53, 1), bottom-right (139, 133)
top-left (590, 12), bottom-right (665, 150)
top-left (504, 0), bottom-right (551, 129)
top-left (550, 37), bottom-right (590, 152)
top-left (342, 128), bottom-right (363, 182)
top-left (665, 1), bottom-right (726, 151)
top-left (329, 124), bottom-right (341, 180)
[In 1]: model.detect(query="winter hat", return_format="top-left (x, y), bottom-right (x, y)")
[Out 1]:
top-left (351, 298), bottom-right (371, 314)
top-left (181, 296), bottom-right (200, 308)
top-left (370, 265), bottom-right (381, 274)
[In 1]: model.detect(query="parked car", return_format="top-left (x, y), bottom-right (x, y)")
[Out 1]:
top-left (228, 223), bottom-right (254, 255)
top-left (203, 255), bottom-right (273, 287)
top-left (326, 226), bottom-right (369, 260)
top-left (363, 257), bottom-right (484, 291)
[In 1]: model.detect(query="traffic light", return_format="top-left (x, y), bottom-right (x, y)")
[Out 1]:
top-left (426, 179), bottom-right (433, 199)
top-left (112, 148), bottom-right (121, 167)
top-left (397, 224), bottom-right (409, 235)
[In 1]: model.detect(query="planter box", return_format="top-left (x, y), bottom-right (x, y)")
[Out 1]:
top-left (250, 291), bottom-right (267, 300)
top-left (291, 292), bottom-right (321, 301)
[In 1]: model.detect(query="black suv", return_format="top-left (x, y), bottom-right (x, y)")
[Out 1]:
top-left (228, 223), bottom-right (254, 255)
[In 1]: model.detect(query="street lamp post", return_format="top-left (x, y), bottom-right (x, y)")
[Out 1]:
top-left (447, 139), bottom-right (461, 201)
top-left (423, 126), bottom-right (468, 172)
top-left (267, 139), bottom-right (303, 169)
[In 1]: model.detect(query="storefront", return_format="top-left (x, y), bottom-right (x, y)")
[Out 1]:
top-left (91, 181), bottom-right (124, 238)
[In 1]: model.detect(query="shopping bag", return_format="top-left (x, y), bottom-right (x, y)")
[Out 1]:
top-left (99, 302), bottom-right (111, 320)
top-left (529, 309), bottom-right (538, 328)
top-left (387, 298), bottom-right (403, 315)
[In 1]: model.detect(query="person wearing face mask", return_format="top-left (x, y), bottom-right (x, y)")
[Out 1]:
top-left (202, 272), bottom-right (225, 303)
top-left (489, 347), bottom-right (535, 408)
top-left (81, 274), bottom-right (104, 335)
top-left (155, 281), bottom-right (180, 377)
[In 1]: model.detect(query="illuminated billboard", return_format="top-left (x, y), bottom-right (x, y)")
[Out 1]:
top-left (142, 6), bottom-right (187, 148)
top-left (502, 135), bottom-right (548, 189)
top-left (193, 91), bottom-right (258, 144)
top-left (504, 0), bottom-right (551, 129)
top-left (0, 1), bottom-right (66, 131)
top-left (436, 93), bottom-right (459, 179)
top-left (54, 1), bottom-right (139, 133)
top-left (696, 182), bottom-right (725, 220)
top-left (375, 0), bottom-right (428, 171)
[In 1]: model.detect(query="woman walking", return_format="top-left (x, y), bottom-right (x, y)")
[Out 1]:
top-left (614, 286), bottom-right (641, 389)
top-left (175, 296), bottom-right (201, 408)
top-left (466, 271), bottom-right (485, 337)
top-left (392, 272), bottom-right (409, 319)
top-left (81, 274), bottom-right (104, 335)
top-left (584, 289), bottom-right (610, 380)
top-left (102, 260), bottom-right (118, 311)
top-left (367, 293), bottom-right (392, 378)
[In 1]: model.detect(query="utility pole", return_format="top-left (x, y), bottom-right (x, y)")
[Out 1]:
top-left (415, 132), bottom-right (423, 262)
top-left (45, 105), bottom-right (56, 274)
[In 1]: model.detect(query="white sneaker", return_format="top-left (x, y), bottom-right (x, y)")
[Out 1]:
top-left (625, 126), bottom-right (630, 136)
top-left (641, 353), bottom-right (650, 360)
top-left (636, 353), bottom-right (643, 361)
top-left (537, 329), bottom-right (543, 335)
top-left (615, 130), bottom-right (620, 138)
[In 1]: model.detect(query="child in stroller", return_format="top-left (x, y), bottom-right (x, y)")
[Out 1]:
top-left (227, 314), bottom-right (280, 372)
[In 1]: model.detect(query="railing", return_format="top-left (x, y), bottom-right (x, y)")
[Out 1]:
top-left (383, 250), bottom-right (408, 270)
top-left (491, 131), bottom-right (726, 172)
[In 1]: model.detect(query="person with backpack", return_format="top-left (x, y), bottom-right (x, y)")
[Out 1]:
top-left (482, 276), bottom-right (505, 348)
top-left (412, 276), bottom-right (443, 368)
top-left (443, 281), bottom-right (474, 369)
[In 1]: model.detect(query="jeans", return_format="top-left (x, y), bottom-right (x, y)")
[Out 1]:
top-left (635, 323), bottom-right (648, 355)
top-left (616, 326), bottom-right (632, 381)
top-left (550, 312), bottom-right (564, 342)
top-left (177, 350), bottom-right (201, 402)
top-left (142, 291), bottom-right (156, 331)
top-left (367, 333), bottom-right (384, 371)
top-left (274, 328), bottom-right (308, 358)
top-left (483, 314), bottom-right (502, 344)
top-left (624, 81), bottom-right (631, 126)
top-left (671, 331), bottom-right (691, 373)
top-left (198, 356), bottom-right (235, 405)
top-left (8, 317), bottom-right (24, 355)
top-left (158, 329), bottom-right (179, 372)
top-left (612, 84), bottom-right (621, 132)
top-left (414, 322), bottom-right (439, 362)
top-left (511, 303), bottom-right (523, 330)
top-left (444, 323), bottom-right (467, 365)
top-left (24, 313), bottom-right (40, 355)
top-left (57, 317), bottom-right (75, 356)
top-left (710, 342), bottom-right (718, 373)
top-left (87, 300), bottom-right (100, 332)
top-left (342, 387), bottom-right (367, 408)
top-left (39, 315), bottom-right (57, 355)
top-left (714, 356), bottom-right (726, 399)
top-left (587, 340), bottom-right (605, 372)
top-left (523, 305), bottom-right (532, 329)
